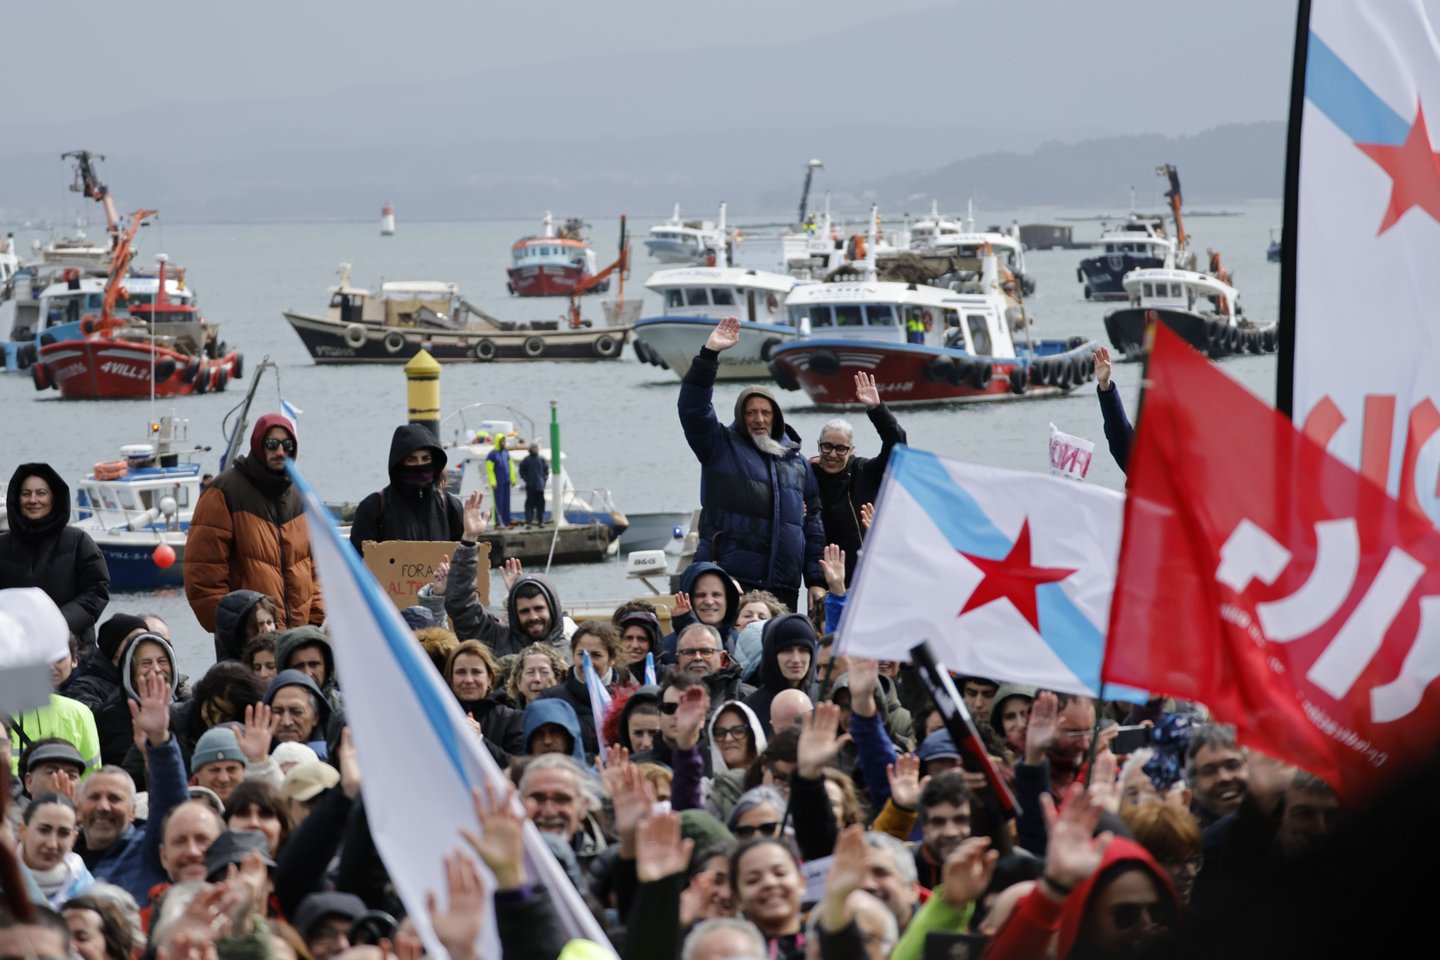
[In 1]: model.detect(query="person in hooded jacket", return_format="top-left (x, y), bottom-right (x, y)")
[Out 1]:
top-left (611, 602), bottom-right (662, 679)
top-left (679, 316), bottom-right (826, 612)
top-left (93, 631), bottom-right (184, 767)
top-left (347, 423), bottom-right (463, 554)
top-left (810, 371), bottom-right (907, 583)
top-left (443, 493), bottom-right (569, 660)
top-left (274, 626), bottom-right (343, 716)
top-left (263, 670), bottom-right (333, 761)
top-left (185, 413), bottom-right (324, 631)
top-left (987, 783), bottom-right (1183, 960)
top-left (61, 615), bottom-right (148, 715)
top-left (521, 698), bottom-right (588, 765)
top-left (211, 589), bottom-right (280, 663)
top-left (661, 561), bottom-right (741, 662)
top-left (0, 463), bottom-right (109, 654)
top-left (742, 614), bottom-right (819, 737)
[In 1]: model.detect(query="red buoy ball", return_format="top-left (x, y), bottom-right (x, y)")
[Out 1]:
top-left (152, 543), bottom-right (177, 569)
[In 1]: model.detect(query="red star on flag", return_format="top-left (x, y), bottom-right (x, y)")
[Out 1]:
top-left (958, 519), bottom-right (1077, 631)
top-left (1356, 100), bottom-right (1440, 234)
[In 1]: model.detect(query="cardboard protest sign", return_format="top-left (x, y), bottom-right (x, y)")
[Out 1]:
top-left (1049, 423), bottom-right (1095, 482)
top-left (362, 540), bottom-right (491, 610)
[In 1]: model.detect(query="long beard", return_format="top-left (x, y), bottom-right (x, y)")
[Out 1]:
top-left (750, 431), bottom-right (786, 456)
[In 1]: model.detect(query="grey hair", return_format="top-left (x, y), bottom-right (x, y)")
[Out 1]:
top-left (820, 418), bottom-right (855, 444)
top-left (1118, 747), bottom-right (1158, 790)
top-left (861, 829), bottom-right (919, 887)
top-left (678, 622), bottom-right (724, 647)
top-left (681, 918), bottom-right (767, 960)
top-left (81, 765), bottom-right (137, 802)
top-left (726, 785), bottom-right (788, 833)
top-left (1184, 724), bottom-right (1241, 781)
top-left (518, 753), bottom-right (587, 807)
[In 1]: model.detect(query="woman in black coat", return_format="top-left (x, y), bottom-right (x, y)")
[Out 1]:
top-left (0, 463), bottom-right (109, 652)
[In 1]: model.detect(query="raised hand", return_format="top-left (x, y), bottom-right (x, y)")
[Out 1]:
top-left (237, 703), bottom-right (280, 764)
top-left (462, 490), bottom-right (487, 540)
top-left (432, 555), bottom-right (451, 594)
top-left (860, 502), bottom-right (875, 531)
top-left (847, 657), bottom-right (879, 718)
top-left (820, 825), bottom-right (868, 931)
top-left (886, 753), bottom-right (930, 811)
top-left (500, 557), bottom-right (525, 592)
top-left (609, 762), bottom-right (657, 851)
top-left (337, 726), bottom-right (362, 800)
top-left (1025, 690), bottom-right (1059, 765)
top-left (1088, 747), bottom-right (1121, 814)
top-left (797, 701), bottom-right (852, 780)
top-left (1041, 782), bottom-right (1112, 893)
top-left (427, 851), bottom-right (487, 960)
top-left (672, 591), bottom-right (692, 619)
top-left (673, 685), bottom-right (710, 750)
top-left (128, 669), bottom-right (172, 747)
top-left (942, 837), bottom-right (999, 910)
top-left (705, 316), bottom-right (741, 353)
top-left (635, 810), bottom-right (694, 883)
top-left (1093, 347), bottom-right (1113, 391)
top-left (220, 851), bottom-right (270, 926)
top-left (820, 543), bottom-right (847, 596)
top-left (853, 371), bottom-right (881, 409)
top-left (462, 782), bottom-right (526, 890)
top-left (680, 869), bottom-right (723, 926)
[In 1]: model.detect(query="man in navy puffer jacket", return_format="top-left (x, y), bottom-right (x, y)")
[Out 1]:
top-left (679, 317), bottom-right (826, 612)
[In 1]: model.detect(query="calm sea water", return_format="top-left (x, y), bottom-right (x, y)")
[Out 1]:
top-left (1, 203), bottom-right (1284, 675)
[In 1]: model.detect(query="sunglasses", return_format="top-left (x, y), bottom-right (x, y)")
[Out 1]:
top-left (1111, 901), bottom-right (1168, 931)
top-left (659, 702), bottom-right (680, 715)
top-left (263, 438), bottom-right (296, 453)
top-left (733, 820), bottom-right (780, 840)
top-left (817, 441), bottom-right (852, 456)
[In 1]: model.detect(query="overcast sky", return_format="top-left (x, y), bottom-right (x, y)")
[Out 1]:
top-left (1, 1), bottom-right (1300, 219)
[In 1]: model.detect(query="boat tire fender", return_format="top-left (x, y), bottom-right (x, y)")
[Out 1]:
top-left (1072, 357), bottom-right (1088, 384)
top-left (523, 336), bottom-right (546, 359)
top-left (1262, 328), bottom-right (1277, 352)
top-left (1057, 360), bottom-right (1073, 389)
top-left (593, 334), bottom-right (620, 359)
top-left (231, 352), bottom-right (244, 380)
top-left (384, 331), bottom-right (406, 355)
top-left (194, 362), bottom-right (209, 394)
top-left (213, 366), bottom-right (229, 392)
top-left (947, 358), bottom-right (974, 385)
top-left (1008, 365), bottom-right (1028, 395)
top-left (474, 338), bottom-right (497, 362)
top-left (31, 361), bottom-right (51, 392)
top-left (1067, 335), bottom-right (1086, 350)
top-left (39, 332), bottom-right (56, 347)
top-left (181, 357), bottom-right (202, 384)
top-left (633, 339), bottom-right (651, 364)
top-left (807, 349), bottom-right (840, 376)
top-left (970, 362), bottom-right (993, 391)
top-left (768, 360), bottom-right (800, 392)
top-left (16, 344), bottom-right (36, 369)
top-left (760, 338), bottom-right (782, 362)
top-left (344, 323), bottom-right (367, 348)
top-left (923, 356), bottom-right (954, 383)
top-left (153, 357), bottom-right (177, 382)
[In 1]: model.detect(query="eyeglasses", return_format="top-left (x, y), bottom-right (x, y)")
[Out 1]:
top-left (1110, 901), bottom-right (1167, 931)
top-left (678, 647), bottom-right (721, 659)
top-left (713, 724), bottom-right (750, 741)
top-left (733, 820), bottom-right (781, 840)
top-left (263, 438), bottom-right (297, 453)
top-left (1165, 854), bottom-right (1205, 873)
top-left (659, 702), bottom-right (680, 715)
top-left (817, 442), bottom-right (852, 456)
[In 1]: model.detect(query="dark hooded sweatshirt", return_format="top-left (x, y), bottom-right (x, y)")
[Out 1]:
top-left (263, 669), bottom-right (334, 760)
top-left (661, 560), bottom-right (741, 661)
top-left (0, 463), bottom-right (110, 653)
top-left (348, 424), bottom-right (463, 553)
top-left (521, 698), bottom-right (588, 764)
top-left (742, 613), bottom-right (819, 737)
top-left (212, 589), bottom-right (269, 661)
top-left (444, 545), bottom-right (567, 660)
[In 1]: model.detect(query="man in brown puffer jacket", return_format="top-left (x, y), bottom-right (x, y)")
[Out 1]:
top-left (184, 413), bottom-right (324, 632)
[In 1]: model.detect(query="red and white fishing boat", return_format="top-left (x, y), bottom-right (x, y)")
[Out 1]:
top-left (31, 214), bottom-right (243, 399)
top-left (506, 212), bottom-right (608, 298)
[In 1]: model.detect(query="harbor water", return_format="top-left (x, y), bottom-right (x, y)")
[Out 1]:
top-left (0, 203), bottom-right (1284, 677)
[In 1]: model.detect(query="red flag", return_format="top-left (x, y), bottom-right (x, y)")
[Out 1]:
top-left (1104, 325), bottom-right (1440, 802)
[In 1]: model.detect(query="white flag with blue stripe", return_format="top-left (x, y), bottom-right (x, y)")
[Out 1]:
top-left (288, 461), bottom-right (611, 955)
top-left (643, 652), bottom-right (657, 687)
top-left (837, 446), bottom-right (1132, 699)
top-left (584, 650), bottom-right (613, 763)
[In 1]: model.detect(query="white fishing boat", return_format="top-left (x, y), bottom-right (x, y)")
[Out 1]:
top-left (644, 204), bottom-right (723, 264)
top-left (906, 200), bottom-right (1036, 295)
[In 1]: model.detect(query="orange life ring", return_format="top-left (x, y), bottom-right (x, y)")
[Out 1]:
top-left (94, 460), bottom-right (128, 481)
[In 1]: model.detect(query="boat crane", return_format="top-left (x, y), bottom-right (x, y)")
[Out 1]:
top-left (796, 159), bottom-right (824, 229)
top-left (566, 215), bottom-right (630, 330)
top-left (62, 150), bottom-right (122, 251)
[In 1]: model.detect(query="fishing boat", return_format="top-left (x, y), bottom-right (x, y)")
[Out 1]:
top-left (1076, 165), bottom-right (1191, 300)
top-left (632, 204), bottom-right (814, 380)
top-left (644, 204), bottom-right (724, 264)
top-left (767, 210), bottom-right (1097, 407)
top-left (906, 200), bottom-right (1037, 296)
top-left (506, 213), bottom-right (608, 298)
top-left (31, 235), bottom-right (244, 399)
top-left (285, 219), bottom-right (636, 364)
top-left (1103, 257), bottom-right (1278, 361)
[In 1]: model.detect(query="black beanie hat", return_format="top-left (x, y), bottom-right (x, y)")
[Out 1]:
top-left (98, 614), bottom-right (149, 661)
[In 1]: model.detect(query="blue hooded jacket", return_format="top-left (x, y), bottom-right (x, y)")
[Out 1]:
top-left (521, 697), bottom-right (588, 764)
top-left (661, 561), bottom-right (743, 661)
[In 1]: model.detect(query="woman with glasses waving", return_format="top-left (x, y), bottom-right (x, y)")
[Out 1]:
top-left (809, 370), bottom-right (908, 583)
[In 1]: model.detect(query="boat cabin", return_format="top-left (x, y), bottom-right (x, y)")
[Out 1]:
top-left (1122, 268), bottom-right (1238, 323)
top-left (786, 280), bottom-right (1018, 359)
top-left (511, 237), bottom-right (591, 269)
top-left (645, 267), bottom-right (803, 324)
top-left (327, 273), bottom-right (461, 330)
top-left (74, 445), bottom-right (201, 532)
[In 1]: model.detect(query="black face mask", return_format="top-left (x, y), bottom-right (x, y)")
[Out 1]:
top-left (400, 466), bottom-right (434, 486)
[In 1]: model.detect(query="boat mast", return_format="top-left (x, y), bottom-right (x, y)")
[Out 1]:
top-left (796, 159), bottom-right (824, 228)
top-left (714, 203), bottom-right (728, 269)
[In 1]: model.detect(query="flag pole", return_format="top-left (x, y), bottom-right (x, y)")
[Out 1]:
top-left (1276, 0), bottom-right (1314, 417)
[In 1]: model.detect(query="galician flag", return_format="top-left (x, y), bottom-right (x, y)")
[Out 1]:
top-left (287, 461), bottom-right (612, 956)
top-left (584, 650), bottom-right (613, 764)
top-left (1284, 1), bottom-right (1440, 524)
top-left (836, 445), bottom-right (1126, 698)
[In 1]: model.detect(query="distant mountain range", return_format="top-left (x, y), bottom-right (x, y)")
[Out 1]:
top-left (0, 122), bottom-right (1285, 225)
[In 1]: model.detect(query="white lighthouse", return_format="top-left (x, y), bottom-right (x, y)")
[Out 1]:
top-left (381, 201), bottom-right (395, 237)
